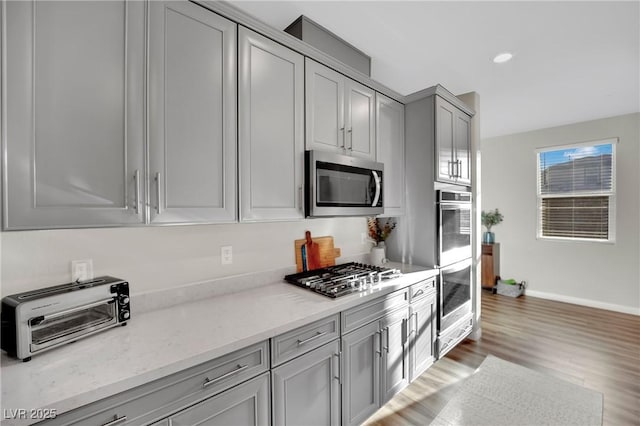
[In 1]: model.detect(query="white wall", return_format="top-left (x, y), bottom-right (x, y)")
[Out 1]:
top-left (0, 218), bottom-right (369, 297)
top-left (482, 113), bottom-right (640, 314)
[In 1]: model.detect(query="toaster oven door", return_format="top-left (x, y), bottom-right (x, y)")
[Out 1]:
top-left (29, 298), bottom-right (118, 354)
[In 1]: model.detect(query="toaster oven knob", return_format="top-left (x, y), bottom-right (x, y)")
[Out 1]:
top-left (120, 296), bottom-right (130, 305)
top-left (121, 310), bottom-right (130, 320)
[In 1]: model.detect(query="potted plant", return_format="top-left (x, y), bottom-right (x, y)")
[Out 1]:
top-left (481, 209), bottom-right (503, 244)
top-left (367, 218), bottom-right (397, 264)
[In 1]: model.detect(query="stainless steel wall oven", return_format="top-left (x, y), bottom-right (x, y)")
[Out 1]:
top-left (436, 190), bottom-right (473, 358)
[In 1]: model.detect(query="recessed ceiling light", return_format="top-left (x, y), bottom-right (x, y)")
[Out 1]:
top-left (493, 52), bottom-right (513, 64)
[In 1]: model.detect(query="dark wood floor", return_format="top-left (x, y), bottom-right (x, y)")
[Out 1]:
top-left (365, 292), bottom-right (640, 426)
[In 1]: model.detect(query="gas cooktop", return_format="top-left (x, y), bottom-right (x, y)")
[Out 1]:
top-left (284, 262), bottom-right (401, 298)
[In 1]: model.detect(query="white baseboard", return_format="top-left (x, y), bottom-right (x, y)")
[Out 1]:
top-left (525, 290), bottom-right (640, 316)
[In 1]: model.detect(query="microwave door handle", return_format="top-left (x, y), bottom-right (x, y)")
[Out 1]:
top-left (371, 171), bottom-right (381, 207)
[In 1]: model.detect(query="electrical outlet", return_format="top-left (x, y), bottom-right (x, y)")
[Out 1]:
top-left (71, 259), bottom-right (94, 282)
top-left (221, 246), bottom-right (233, 265)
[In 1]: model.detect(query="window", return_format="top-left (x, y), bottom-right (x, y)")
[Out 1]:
top-left (536, 139), bottom-right (616, 242)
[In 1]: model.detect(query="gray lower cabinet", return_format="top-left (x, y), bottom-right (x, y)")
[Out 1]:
top-left (161, 373), bottom-right (270, 426)
top-left (341, 305), bottom-right (410, 426)
top-left (148, 0), bottom-right (237, 224)
top-left (341, 320), bottom-right (381, 426)
top-left (375, 93), bottom-right (405, 217)
top-left (2, 0), bottom-right (146, 229)
top-left (408, 291), bottom-right (437, 381)
top-left (271, 341), bottom-right (341, 426)
top-left (40, 341), bottom-right (269, 425)
top-left (238, 26), bottom-right (305, 222)
top-left (380, 308), bottom-right (410, 403)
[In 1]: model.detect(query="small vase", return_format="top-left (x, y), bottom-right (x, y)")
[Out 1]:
top-left (370, 241), bottom-right (386, 265)
top-left (483, 231), bottom-right (495, 244)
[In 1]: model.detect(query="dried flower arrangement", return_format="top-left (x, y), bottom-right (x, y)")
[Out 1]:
top-left (367, 217), bottom-right (397, 244)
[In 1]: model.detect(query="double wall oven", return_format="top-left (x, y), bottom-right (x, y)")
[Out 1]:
top-left (437, 190), bottom-right (473, 357)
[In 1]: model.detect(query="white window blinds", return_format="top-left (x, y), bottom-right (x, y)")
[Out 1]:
top-left (536, 140), bottom-right (616, 241)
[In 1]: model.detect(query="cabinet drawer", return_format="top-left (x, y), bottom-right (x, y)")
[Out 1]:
top-left (408, 278), bottom-right (436, 303)
top-left (42, 341), bottom-right (269, 426)
top-left (342, 288), bottom-right (408, 334)
top-left (437, 314), bottom-right (473, 359)
top-left (271, 314), bottom-right (339, 367)
top-left (166, 372), bottom-right (270, 426)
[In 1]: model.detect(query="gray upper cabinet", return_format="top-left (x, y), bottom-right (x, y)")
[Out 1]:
top-left (2, 0), bottom-right (146, 229)
top-left (375, 94), bottom-right (405, 216)
top-left (148, 0), bottom-right (237, 224)
top-left (238, 27), bottom-right (304, 222)
top-left (306, 59), bottom-right (375, 160)
top-left (272, 340), bottom-right (341, 426)
top-left (435, 95), bottom-right (471, 186)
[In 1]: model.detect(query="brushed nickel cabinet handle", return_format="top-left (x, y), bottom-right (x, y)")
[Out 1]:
top-left (101, 415), bottom-right (127, 426)
top-left (340, 127), bottom-right (346, 148)
top-left (297, 330), bottom-right (327, 346)
top-left (203, 364), bottom-right (248, 388)
top-left (154, 172), bottom-right (162, 215)
top-left (333, 352), bottom-right (342, 385)
top-left (298, 186), bottom-right (303, 212)
top-left (133, 170), bottom-right (140, 215)
top-left (375, 330), bottom-right (382, 356)
top-left (383, 327), bottom-right (390, 353)
top-left (347, 128), bottom-right (353, 150)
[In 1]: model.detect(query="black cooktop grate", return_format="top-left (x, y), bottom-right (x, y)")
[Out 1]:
top-left (284, 262), bottom-right (401, 298)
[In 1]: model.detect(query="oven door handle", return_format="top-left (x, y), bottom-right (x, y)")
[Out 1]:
top-left (30, 298), bottom-right (116, 325)
top-left (371, 170), bottom-right (381, 207)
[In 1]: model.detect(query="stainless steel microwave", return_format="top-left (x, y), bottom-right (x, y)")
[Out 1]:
top-left (305, 150), bottom-right (384, 217)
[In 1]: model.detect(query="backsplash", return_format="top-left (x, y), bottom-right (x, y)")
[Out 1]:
top-left (0, 217), bottom-right (370, 297)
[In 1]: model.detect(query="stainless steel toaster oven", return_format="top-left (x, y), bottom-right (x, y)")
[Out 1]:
top-left (1, 276), bottom-right (130, 361)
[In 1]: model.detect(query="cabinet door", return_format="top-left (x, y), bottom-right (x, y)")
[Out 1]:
top-left (376, 94), bottom-right (405, 216)
top-left (272, 341), bottom-right (341, 426)
top-left (148, 1), bottom-right (236, 224)
top-left (238, 27), bottom-right (304, 221)
top-left (168, 373), bottom-right (270, 426)
top-left (346, 80), bottom-right (376, 160)
top-left (380, 308), bottom-right (410, 403)
top-left (305, 59), bottom-right (346, 153)
top-left (409, 293), bottom-right (436, 382)
top-left (3, 0), bottom-right (145, 229)
top-left (454, 110), bottom-right (472, 185)
top-left (341, 321), bottom-right (381, 426)
top-left (434, 96), bottom-right (457, 184)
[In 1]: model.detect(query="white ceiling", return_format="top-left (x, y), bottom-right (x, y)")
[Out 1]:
top-left (228, 1), bottom-right (640, 139)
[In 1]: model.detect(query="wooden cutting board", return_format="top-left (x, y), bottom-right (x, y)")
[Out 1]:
top-left (295, 231), bottom-right (341, 272)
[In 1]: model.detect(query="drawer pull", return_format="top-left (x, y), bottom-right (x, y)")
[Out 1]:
top-left (102, 415), bottom-right (127, 426)
top-left (203, 364), bottom-right (248, 388)
top-left (413, 289), bottom-right (424, 298)
top-left (297, 330), bottom-right (327, 346)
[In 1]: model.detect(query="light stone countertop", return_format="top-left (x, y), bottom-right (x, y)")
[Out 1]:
top-left (0, 262), bottom-right (437, 425)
